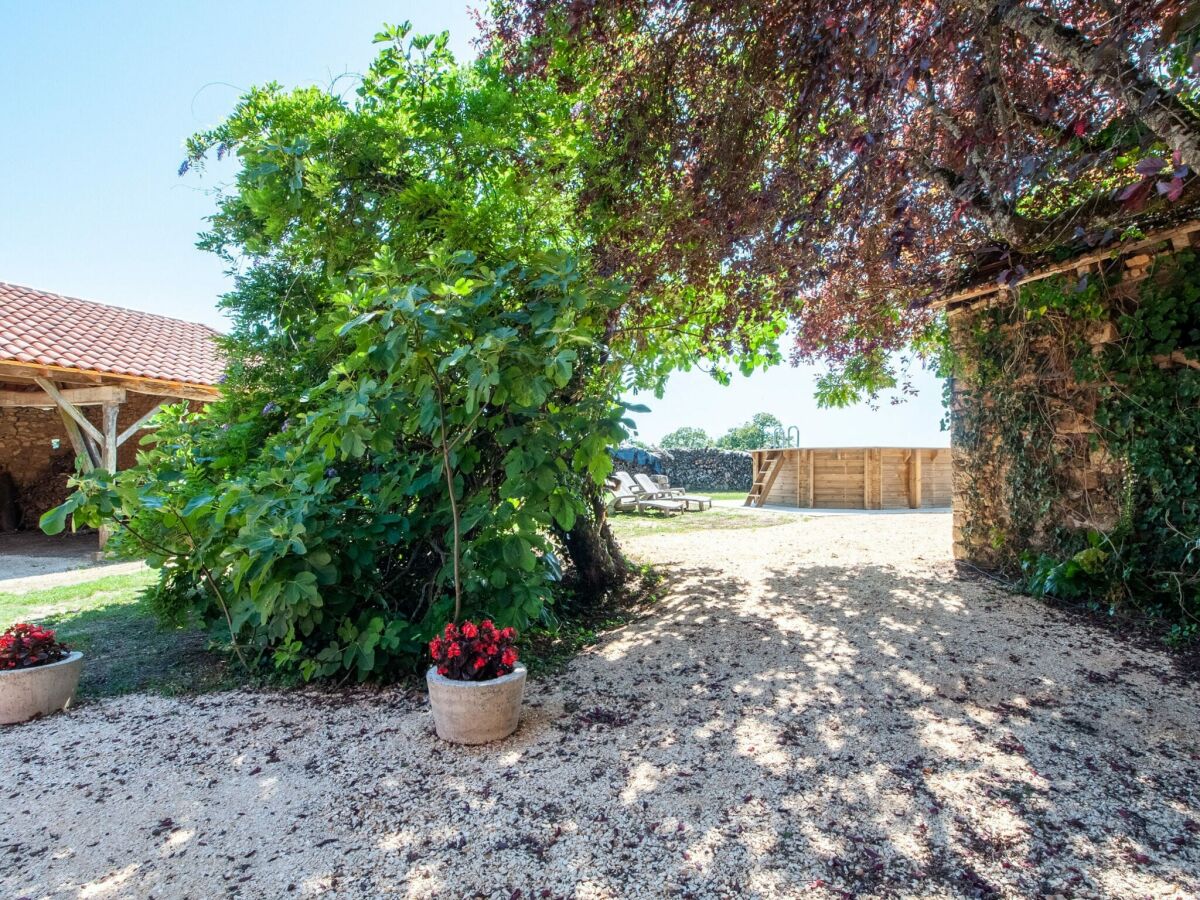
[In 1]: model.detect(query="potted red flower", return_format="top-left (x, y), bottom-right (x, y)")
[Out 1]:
top-left (0, 623), bottom-right (83, 725)
top-left (426, 619), bottom-right (526, 744)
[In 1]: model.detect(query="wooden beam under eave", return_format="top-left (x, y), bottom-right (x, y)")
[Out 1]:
top-left (0, 360), bottom-right (219, 402)
top-left (34, 378), bottom-right (104, 445)
top-left (0, 362), bottom-right (104, 385)
top-left (117, 403), bottom-right (165, 447)
top-left (0, 385), bottom-right (125, 408)
top-left (57, 407), bottom-right (99, 472)
top-left (124, 385), bottom-right (217, 402)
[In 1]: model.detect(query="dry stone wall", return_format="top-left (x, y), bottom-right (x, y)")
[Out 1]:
top-left (611, 446), bottom-right (752, 492)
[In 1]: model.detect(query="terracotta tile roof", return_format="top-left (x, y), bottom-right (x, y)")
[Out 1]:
top-left (0, 282), bottom-right (223, 387)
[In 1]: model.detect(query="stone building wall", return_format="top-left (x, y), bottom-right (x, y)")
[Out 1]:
top-left (0, 391), bottom-right (177, 529)
top-left (947, 225), bottom-right (1199, 566)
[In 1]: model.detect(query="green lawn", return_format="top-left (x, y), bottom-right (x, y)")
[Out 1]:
top-left (0, 571), bottom-right (232, 701)
top-left (609, 502), bottom-right (796, 538)
top-left (703, 490), bottom-right (750, 503)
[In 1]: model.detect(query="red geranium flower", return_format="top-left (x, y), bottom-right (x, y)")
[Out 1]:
top-left (0, 621), bottom-right (68, 670)
top-left (428, 619), bottom-right (518, 682)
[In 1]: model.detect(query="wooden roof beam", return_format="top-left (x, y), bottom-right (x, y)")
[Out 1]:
top-left (935, 220), bottom-right (1200, 311)
top-left (0, 360), bottom-right (218, 400)
top-left (124, 384), bottom-right (217, 402)
top-left (33, 377), bottom-right (104, 445)
top-left (0, 385), bottom-right (125, 408)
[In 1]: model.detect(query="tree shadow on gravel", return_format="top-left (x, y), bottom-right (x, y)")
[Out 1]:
top-left (8, 558), bottom-right (1199, 900)
top-left (402, 560), bottom-right (1199, 899)
top-left (534, 560), bottom-right (1200, 899)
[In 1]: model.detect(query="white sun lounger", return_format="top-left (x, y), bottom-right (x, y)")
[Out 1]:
top-left (611, 472), bottom-right (685, 513)
top-left (633, 473), bottom-right (712, 511)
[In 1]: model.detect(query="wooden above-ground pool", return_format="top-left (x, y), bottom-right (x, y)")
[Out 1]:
top-left (746, 447), bottom-right (952, 509)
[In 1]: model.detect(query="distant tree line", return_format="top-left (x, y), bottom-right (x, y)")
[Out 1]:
top-left (656, 413), bottom-right (788, 451)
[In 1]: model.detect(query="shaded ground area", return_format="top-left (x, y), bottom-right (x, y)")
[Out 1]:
top-left (0, 571), bottom-right (229, 700)
top-left (3, 513), bottom-right (1198, 899)
top-left (0, 530), bottom-right (142, 591)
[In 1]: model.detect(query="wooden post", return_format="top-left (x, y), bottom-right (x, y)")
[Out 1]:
top-left (101, 403), bottom-right (120, 471)
top-left (807, 450), bottom-right (815, 508)
top-left (862, 450), bottom-right (870, 508)
top-left (878, 448), bottom-right (888, 511)
top-left (908, 449), bottom-right (923, 509)
top-left (794, 449), bottom-right (801, 507)
top-left (98, 402), bottom-right (121, 549)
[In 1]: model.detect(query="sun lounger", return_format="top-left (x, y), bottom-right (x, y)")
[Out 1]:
top-left (633, 474), bottom-right (712, 511)
top-left (608, 473), bottom-right (685, 514)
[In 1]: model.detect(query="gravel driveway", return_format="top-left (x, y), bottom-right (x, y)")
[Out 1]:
top-left (4, 513), bottom-right (1198, 899)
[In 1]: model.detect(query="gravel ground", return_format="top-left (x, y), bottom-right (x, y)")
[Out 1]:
top-left (0, 532), bottom-right (119, 590)
top-left (3, 512), bottom-right (1199, 899)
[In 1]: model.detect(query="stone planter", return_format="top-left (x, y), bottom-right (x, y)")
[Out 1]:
top-left (0, 651), bottom-right (84, 725)
top-left (426, 663), bottom-right (526, 745)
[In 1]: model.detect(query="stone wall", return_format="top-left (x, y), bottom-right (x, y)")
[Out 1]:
top-left (947, 224), bottom-right (1199, 567)
top-left (0, 392), bottom-right (176, 530)
top-left (611, 446), bottom-right (753, 492)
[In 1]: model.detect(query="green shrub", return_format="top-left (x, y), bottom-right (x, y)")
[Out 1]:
top-left (45, 249), bottom-right (626, 681)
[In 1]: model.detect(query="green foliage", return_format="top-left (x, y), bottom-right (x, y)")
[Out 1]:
top-left (1021, 533), bottom-right (1109, 602)
top-left (715, 412), bottom-right (787, 450)
top-left (43, 26), bottom-right (636, 681)
top-left (658, 426), bottom-right (711, 449)
top-left (952, 255), bottom-right (1200, 638)
top-left (46, 250), bottom-right (626, 681)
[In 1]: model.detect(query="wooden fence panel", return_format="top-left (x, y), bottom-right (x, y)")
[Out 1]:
top-left (751, 447), bottom-right (952, 510)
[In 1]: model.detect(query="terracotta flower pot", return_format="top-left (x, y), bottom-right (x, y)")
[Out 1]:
top-left (426, 662), bottom-right (526, 745)
top-left (0, 651), bottom-right (83, 725)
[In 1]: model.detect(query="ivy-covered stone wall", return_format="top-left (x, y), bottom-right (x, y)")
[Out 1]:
top-left (948, 230), bottom-right (1200, 638)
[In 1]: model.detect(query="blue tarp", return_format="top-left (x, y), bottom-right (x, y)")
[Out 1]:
top-left (611, 447), bottom-right (661, 472)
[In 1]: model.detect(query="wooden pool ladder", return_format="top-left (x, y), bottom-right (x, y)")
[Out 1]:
top-left (744, 449), bottom-right (784, 507)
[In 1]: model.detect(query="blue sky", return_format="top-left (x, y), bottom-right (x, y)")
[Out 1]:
top-left (0, 1), bottom-right (948, 447)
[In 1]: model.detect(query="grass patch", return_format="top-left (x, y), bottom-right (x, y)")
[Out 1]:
top-left (0, 571), bottom-right (233, 701)
top-left (703, 490), bottom-right (750, 503)
top-left (524, 565), bottom-right (665, 678)
top-left (609, 504), bottom-right (794, 539)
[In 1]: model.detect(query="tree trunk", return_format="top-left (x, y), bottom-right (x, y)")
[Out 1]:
top-left (918, 156), bottom-right (1033, 246)
top-left (559, 482), bottom-right (629, 601)
top-left (991, 2), bottom-right (1200, 168)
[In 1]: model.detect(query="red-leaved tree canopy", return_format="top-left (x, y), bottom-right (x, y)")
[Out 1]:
top-left (489, 0), bottom-right (1200, 400)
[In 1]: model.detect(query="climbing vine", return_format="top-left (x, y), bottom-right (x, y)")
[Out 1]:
top-left (951, 253), bottom-right (1200, 642)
